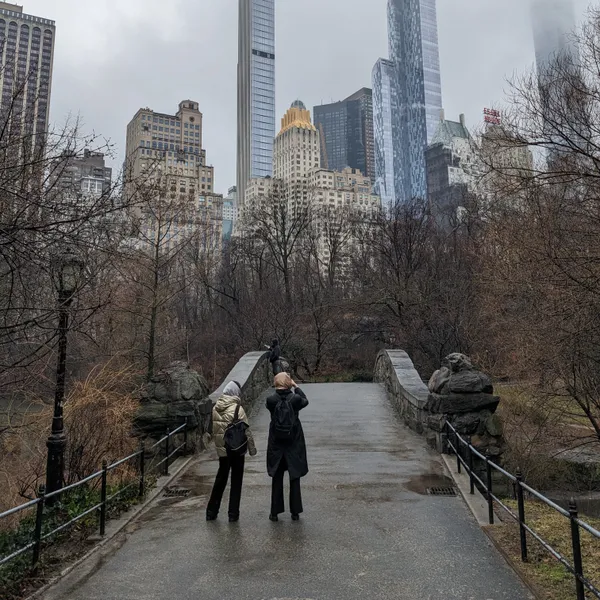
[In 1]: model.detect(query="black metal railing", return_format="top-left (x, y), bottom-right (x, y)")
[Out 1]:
top-left (0, 420), bottom-right (188, 569)
top-left (445, 421), bottom-right (600, 600)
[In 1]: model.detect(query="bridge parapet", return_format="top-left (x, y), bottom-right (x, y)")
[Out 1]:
top-left (374, 350), bottom-right (504, 456)
top-left (209, 350), bottom-right (271, 413)
top-left (374, 350), bottom-right (429, 435)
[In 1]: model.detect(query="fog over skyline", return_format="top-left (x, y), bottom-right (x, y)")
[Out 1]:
top-left (22, 0), bottom-right (592, 195)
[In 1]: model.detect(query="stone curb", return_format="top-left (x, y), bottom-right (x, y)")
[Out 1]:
top-left (441, 453), bottom-right (490, 526)
top-left (442, 454), bottom-right (540, 600)
top-left (26, 454), bottom-right (196, 600)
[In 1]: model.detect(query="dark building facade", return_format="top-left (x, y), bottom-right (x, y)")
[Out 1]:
top-left (54, 149), bottom-right (112, 198)
top-left (313, 88), bottom-right (374, 180)
top-left (0, 2), bottom-right (55, 156)
top-left (425, 113), bottom-right (478, 225)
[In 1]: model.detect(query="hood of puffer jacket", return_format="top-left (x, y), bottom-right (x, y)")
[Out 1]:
top-left (214, 394), bottom-right (239, 414)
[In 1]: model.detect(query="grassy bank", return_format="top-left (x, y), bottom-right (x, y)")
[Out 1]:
top-left (489, 499), bottom-right (600, 599)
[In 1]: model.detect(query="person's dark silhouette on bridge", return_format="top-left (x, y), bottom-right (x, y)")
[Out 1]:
top-left (206, 381), bottom-right (257, 522)
top-left (268, 339), bottom-right (282, 375)
top-left (266, 373), bottom-right (309, 522)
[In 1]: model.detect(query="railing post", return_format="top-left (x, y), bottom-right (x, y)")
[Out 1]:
top-left (569, 499), bottom-right (585, 600)
top-left (467, 436), bottom-right (474, 495)
top-left (164, 428), bottom-right (170, 476)
top-left (516, 469), bottom-right (528, 562)
top-left (32, 485), bottom-right (45, 567)
top-left (485, 450), bottom-right (494, 525)
top-left (184, 417), bottom-right (189, 454)
top-left (455, 430), bottom-right (461, 474)
top-left (138, 439), bottom-right (146, 498)
top-left (100, 460), bottom-right (108, 537)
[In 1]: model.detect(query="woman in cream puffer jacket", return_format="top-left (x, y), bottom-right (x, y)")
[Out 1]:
top-left (206, 381), bottom-right (257, 522)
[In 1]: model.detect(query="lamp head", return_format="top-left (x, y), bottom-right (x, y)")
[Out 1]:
top-left (52, 248), bottom-right (85, 296)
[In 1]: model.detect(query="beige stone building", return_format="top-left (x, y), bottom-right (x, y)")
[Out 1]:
top-left (309, 166), bottom-right (380, 219)
top-left (479, 123), bottom-right (534, 204)
top-left (244, 100), bottom-right (379, 218)
top-left (242, 100), bottom-right (381, 275)
top-left (124, 100), bottom-right (223, 255)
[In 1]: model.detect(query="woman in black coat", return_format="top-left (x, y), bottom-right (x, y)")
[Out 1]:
top-left (266, 372), bottom-right (309, 521)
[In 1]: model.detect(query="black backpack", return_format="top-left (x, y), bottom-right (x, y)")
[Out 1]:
top-left (272, 396), bottom-right (297, 442)
top-left (224, 403), bottom-right (248, 456)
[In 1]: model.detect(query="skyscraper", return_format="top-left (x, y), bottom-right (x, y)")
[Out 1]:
top-left (124, 100), bottom-right (223, 253)
top-left (531, 0), bottom-right (577, 80)
top-left (531, 0), bottom-right (582, 158)
top-left (425, 113), bottom-right (480, 223)
top-left (0, 2), bottom-right (55, 147)
top-left (381, 0), bottom-right (443, 204)
top-left (313, 88), bottom-right (375, 179)
top-left (125, 100), bottom-right (215, 202)
top-left (372, 59), bottom-right (396, 209)
top-left (237, 0), bottom-right (276, 206)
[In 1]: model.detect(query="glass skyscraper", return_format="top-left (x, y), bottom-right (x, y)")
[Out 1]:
top-left (531, 0), bottom-right (580, 156)
top-left (531, 0), bottom-right (577, 80)
top-left (378, 0), bottom-right (442, 204)
top-left (372, 59), bottom-right (396, 209)
top-left (313, 88), bottom-right (375, 179)
top-left (237, 0), bottom-right (275, 206)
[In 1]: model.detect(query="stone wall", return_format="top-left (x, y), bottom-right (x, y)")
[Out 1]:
top-left (374, 350), bottom-right (429, 436)
top-left (374, 349), bottom-right (504, 456)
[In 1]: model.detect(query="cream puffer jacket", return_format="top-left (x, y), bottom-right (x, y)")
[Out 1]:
top-left (212, 395), bottom-right (257, 458)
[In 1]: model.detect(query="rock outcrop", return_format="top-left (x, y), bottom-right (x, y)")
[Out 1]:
top-left (426, 353), bottom-right (504, 456)
top-left (135, 361), bottom-right (211, 452)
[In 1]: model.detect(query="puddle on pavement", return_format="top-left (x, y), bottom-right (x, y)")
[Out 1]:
top-left (334, 482), bottom-right (398, 490)
top-left (170, 473), bottom-right (213, 497)
top-left (405, 474), bottom-right (455, 495)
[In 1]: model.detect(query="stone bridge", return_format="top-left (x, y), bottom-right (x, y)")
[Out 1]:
top-left (43, 350), bottom-right (533, 600)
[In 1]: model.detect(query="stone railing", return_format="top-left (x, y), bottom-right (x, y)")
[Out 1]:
top-left (208, 350), bottom-right (272, 414)
top-left (374, 349), bottom-right (431, 438)
top-left (374, 349), bottom-right (504, 456)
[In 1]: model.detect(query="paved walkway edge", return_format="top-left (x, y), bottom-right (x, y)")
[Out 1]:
top-left (441, 454), bottom-right (490, 526)
top-left (442, 454), bottom-right (541, 600)
top-left (28, 454), bottom-right (196, 600)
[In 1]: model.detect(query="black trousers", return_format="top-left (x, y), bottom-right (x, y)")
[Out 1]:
top-left (272, 360), bottom-right (283, 375)
top-left (271, 456), bottom-right (303, 516)
top-left (207, 455), bottom-right (245, 518)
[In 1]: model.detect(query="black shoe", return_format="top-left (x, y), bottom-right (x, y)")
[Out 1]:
top-left (269, 514), bottom-right (278, 522)
top-left (206, 513), bottom-right (217, 521)
top-left (229, 515), bottom-right (239, 522)
top-left (291, 514), bottom-right (300, 521)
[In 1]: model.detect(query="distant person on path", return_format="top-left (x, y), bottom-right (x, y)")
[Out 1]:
top-left (206, 381), bottom-right (257, 522)
top-left (267, 339), bottom-right (282, 375)
top-left (266, 373), bottom-right (309, 522)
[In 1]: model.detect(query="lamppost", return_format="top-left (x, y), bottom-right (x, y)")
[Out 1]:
top-left (45, 249), bottom-right (85, 499)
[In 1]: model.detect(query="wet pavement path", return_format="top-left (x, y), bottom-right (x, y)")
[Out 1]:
top-left (53, 383), bottom-right (533, 600)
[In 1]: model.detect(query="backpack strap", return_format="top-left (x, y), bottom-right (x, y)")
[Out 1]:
top-left (233, 402), bottom-right (241, 423)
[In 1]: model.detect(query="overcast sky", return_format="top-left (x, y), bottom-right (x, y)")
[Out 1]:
top-left (21, 0), bottom-right (592, 195)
